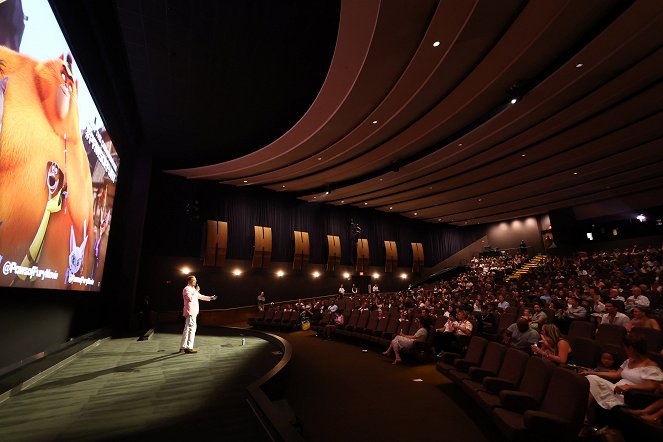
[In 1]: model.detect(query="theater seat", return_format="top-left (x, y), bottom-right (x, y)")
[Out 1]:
top-left (492, 367), bottom-right (588, 442)
top-left (436, 336), bottom-right (487, 377)
top-left (568, 320), bottom-right (594, 340)
top-left (449, 341), bottom-right (505, 386)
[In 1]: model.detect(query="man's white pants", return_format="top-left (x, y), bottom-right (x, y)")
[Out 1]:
top-left (180, 314), bottom-right (197, 349)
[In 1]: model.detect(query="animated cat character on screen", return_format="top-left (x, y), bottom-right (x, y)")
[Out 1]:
top-left (0, 46), bottom-right (94, 289)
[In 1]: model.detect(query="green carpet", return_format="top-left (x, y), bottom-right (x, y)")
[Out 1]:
top-left (0, 327), bottom-right (281, 442)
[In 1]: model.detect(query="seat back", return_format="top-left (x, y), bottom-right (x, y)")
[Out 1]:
top-left (355, 310), bottom-right (371, 329)
top-left (496, 348), bottom-right (529, 387)
top-left (464, 336), bottom-right (488, 365)
top-left (374, 313), bottom-right (391, 334)
top-left (568, 320), bottom-right (594, 340)
top-left (396, 319), bottom-right (410, 335)
top-left (479, 342), bottom-right (507, 373)
top-left (409, 317), bottom-right (423, 335)
top-left (569, 337), bottom-right (600, 368)
top-left (344, 309), bottom-right (360, 326)
top-left (271, 311), bottom-right (283, 322)
top-left (383, 314), bottom-right (400, 335)
top-left (496, 312), bottom-right (517, 334)
top-left (363, 311), bottom-right (380, 333)
top-left (535, 367), bottom-right (589, 435)
top-left (505, 306), bottom-right (518, 316)
top-left (287, 310), bottom-right (300, 322)
top-left (263, 309), bottom-right (275, 321)
top-left (518, 356), bottom-right (553, 403)
top-left (596, 324), bottom-right (627, 347)
top-left (630, 327), bottom-right (663, 352)
top-left (318, 312), bottom-right (331, 326)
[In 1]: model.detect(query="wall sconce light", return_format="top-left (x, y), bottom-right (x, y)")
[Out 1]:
top-left (276, 270), bottom-right (285, 278)
top-left (232, 268), bottom-right (242, 276)
top-left (180, 266), bottom-right (191, 274)
top-left (400, 273), bottom-right (408, 280)
top-left (312, 271), bottom-right (320, 278)
top-left (372, 272), bottom-right (380, 279)
top-left (342, 272), bottom-right (350, 279)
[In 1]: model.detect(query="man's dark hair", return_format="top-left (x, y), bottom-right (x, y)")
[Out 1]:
top-left (187, 275), bottom-right (196, 282)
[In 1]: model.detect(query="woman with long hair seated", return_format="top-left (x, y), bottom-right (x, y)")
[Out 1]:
top-left (530, 323), bottom-right (572, 364)
top-left (383, 316), bottom-right (431, 365)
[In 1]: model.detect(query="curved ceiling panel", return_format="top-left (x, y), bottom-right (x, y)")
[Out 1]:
top-left (136, 0), bottom-right (663, 225)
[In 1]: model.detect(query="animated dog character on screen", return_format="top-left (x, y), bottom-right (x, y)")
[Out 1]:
top-left (0, 46), bottom-right (94, 289)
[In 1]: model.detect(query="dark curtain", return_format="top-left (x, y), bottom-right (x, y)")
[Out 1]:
top-left (142, 173), bottom-right (486, 266)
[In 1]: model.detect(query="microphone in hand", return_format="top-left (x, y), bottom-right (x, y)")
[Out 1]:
top-left (210, 295), bottom-right (218, 301)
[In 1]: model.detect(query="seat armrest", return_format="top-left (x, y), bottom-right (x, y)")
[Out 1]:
top-left (439, 352), bottom-right (461, 364)
top-left (499, 391), bottom-right (538, 413)
top-left (468, 367), bottom-right (496, 382)
top-left (483, 377), bottom-right (516, 394)
top-left (454, 358), bottom-right (479, 372)
top-left (523, 410), bottom-right (571, 437)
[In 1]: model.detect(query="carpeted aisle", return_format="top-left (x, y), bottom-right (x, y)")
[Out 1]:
top-left (278, 329), bottom-right (506, 442)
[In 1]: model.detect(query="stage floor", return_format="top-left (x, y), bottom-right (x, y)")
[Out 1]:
top-left (0, 326), bottom-right (282, 441)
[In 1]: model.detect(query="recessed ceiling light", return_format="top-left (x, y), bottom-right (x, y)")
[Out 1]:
top-left (478, 198), bottom-right (482, 202)
top-left (379, 178), bottom-right (383, 182)
top-left (325, 191), bottom-right (329, 195)
top-left (313, 196), bottom-right (316, 199)
top-left (521, 154), bottom-right (526, 157)
top-left (575, 63), bottom-right (583, 68)
top-left (464, 221), bottom-right (468, 225)
top-left (429, 186), bottom-right (433, 190)
top-left (458, 143), bottom-right (463, 147)
top-left (389, 207), bottom-right (393, 210)
top-left (243, 180), bottom-right (248, 183)
top-left (372, 120), bottom-right (378, 124)
top-left (510, 98), bottom-right (518, 104)
top-left (414, 212), bottom-right (418, 216)
top-left (341, 200), bottom-right (345, 203)
top-left (438, 218), bottom-right (442, 222)
top-left (433, 41), bottom-right (440, 47)
top-left (317, 157), bottom-right (322, 161)
top-left (364, 202), bottom-right (368, 205)
top-left (282, 185), bottom-right (286, 188)
top-left (573, 172), bottom-right (578, 175)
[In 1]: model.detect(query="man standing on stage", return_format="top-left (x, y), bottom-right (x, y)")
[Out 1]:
top-left (181, 275), bottom-right (216, 353)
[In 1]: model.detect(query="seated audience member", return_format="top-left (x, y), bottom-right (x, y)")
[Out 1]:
top-left (582, 334), bottom-right (663, 428)
top-left (323, 309), bottom-right (344, 339)
top-left (593, 351), bottom-right (619, 373)
top-left (565, 296), bottom-right (588, 319)
top-left (626, 306), bottom-right (661, 332)
top-left (625, 286), bottom-right (650, 313)
top-left (382, 317), bottom-right (431, 365)
top-left (497, 295), bottom-right (509, 311)
top-left (592, 293), bottom-right (606, 313)
top-left (434, 310), bottom-right (473, 356)
top-left (530, 324), bottom-right (572, 364)
top-left (600, 302), bottom-right (630, 328)
top-left (608, 288), bottom-right (626, 302)
top-left (529, 303), bottom-right (547, 329)
top-left (503, 318), bottom-right (540, 351)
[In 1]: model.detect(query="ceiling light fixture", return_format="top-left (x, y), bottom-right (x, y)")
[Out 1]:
top-left (364, 202), bottom-right (368, 206)
top-left (521, 154), bottom-right (526, 157)
top-left (317, 157), bottom-right (322, 161)
top-left (575, 63), bottom-right (583, 68)
top-left (372, 120), bottom-right (378, 124)
top-left (573, 172), bottom-right (578, 175)
top-left (510, 98), bottom-right (518, 104)
top-left (433, 41), bottom-right (440, 47)
top-left (389, 207), bottom-right (393, 210)
top-left (414, 212), bottom-right (418, 216)
top-left (243, 180), bottom-right (248, 183)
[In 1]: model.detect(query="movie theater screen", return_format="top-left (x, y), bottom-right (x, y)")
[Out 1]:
top-left (0, 0), bottom-right (119, 291)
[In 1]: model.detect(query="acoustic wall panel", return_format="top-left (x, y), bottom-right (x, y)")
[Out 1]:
top-left (293, 230), bottom-right (310, 270)
top-left (204, 220), bottom-right (228, 267)
top-left (411, 242), bottom-right (424, 273)
top-left (384, 240), bottom-right (397, 273)
top-left (252, 226), bottom-right (273, 269)
top-left (356, 238), bottom-right (369, 273)
top-left (326, 235), bottom-right (341, 271)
